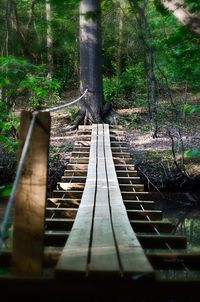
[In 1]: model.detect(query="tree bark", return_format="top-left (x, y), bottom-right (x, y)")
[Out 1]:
top-left (11, 0), bottom-right (37, 62)
top-left (79, 0), bottom-right (104, 123)
top-left (132, 1), bottom-right (158, 137)
top-left (117, 1), bottom-right (125, 77)
top-left (46, 0), bottom-right (54, 77)
top-left (158, 0), bottom-right (200, 35)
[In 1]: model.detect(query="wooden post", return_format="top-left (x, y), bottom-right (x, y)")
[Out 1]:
top-left (12, 111), bottom-right (50, 276)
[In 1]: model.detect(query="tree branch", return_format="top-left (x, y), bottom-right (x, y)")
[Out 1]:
top-left (158, 0), bottom-right (200, 35)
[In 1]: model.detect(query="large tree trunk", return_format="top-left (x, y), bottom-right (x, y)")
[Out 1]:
top-left (159, 0), bottom-right (200, 35)
top-left (79, 0), bottom-right (104, 123)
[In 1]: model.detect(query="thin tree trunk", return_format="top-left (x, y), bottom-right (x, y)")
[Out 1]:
top-left (133, 1), bottom-right (158, 137)
top-left (46, 0), bottom-right (54, 77)
top-left (79, 0), bottom-right (104, 123)
top-left (5, 0), bottom-right (11, 56)
top-left (11, 0), bottom-right (37, 62)
top-left (117, 1), bottom-right (124, 77)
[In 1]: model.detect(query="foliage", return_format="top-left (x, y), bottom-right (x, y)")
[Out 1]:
top-left (185, 148), bottom-right (200, 158)
top-left (103, 65), bottom-right (146, 108)
top-left (0, 101), bottom-right (19, 152)
top-left (0, 184), bottom-right (12, 198)
top-left (0, 56), bottom-right (61, 110)
top-left (67, 107), bottom-right (79, 123)
top-left (184, 104), bottom-right (200, 114)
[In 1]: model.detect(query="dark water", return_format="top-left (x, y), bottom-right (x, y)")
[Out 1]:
top-left (164, 206), bottom-right (200, 250)
top-left (155, 202), bottom-right (200, 282)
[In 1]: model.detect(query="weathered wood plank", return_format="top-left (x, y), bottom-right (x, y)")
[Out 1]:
top-left (12, 111), bottom-right (50, 276)
top-left (103, 124), bottom-right (154, 277)
top-left (55, 124), bottom-right (98, 276)
top-left (138, 235), bottom-right (187, 249)
top-left (88, 124), bottom-right (119, 275)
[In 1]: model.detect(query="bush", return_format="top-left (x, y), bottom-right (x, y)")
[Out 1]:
top-left (0, 55), bottom-right (61, 110)
top-left (103, 65), bottom-right (146, 108)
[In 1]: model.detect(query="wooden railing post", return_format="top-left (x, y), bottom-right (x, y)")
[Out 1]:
top-left (12, 111), bottom-right (51, 276)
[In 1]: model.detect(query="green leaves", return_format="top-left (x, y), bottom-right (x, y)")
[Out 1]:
top-left (184, 104), bottom-right (200, 114)
top-left (184, 149), bottom-right (200, 158)
top-left (0, 184), bottom-right (12, 198)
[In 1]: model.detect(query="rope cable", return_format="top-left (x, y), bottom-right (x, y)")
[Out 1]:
top-left (0, 89), bottom-right (88, 253)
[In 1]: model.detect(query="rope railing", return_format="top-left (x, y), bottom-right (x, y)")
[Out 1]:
top-left (0, 89), bottom-right (88, 253)
top-left (41, 89), bottom-right (88, 113)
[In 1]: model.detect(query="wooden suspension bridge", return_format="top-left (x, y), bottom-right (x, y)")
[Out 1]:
top-left (1, 110), bottom-right (200, 301)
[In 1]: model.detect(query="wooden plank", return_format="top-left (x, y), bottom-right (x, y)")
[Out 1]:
top-left (45, 218), bottom-right (74, 230)
top-left (114, 164), bottom-right (135, 171)
top-left (64, 170), bottom-right (87, 176)
top-left (130, 220), bottom-right (173, 233)
top-left (117, 177), bottom-right (141, 184)
top-left (57, 182), bottom-right (85, 191)
top-left (119, 184), bottom-right (144, 191)
top-left (147, 252), bottom-right (200, 270)
top-left (69, 157), bottom-right (133, 165)
top-left (103, 124), bottom-right (154, 277)
top-left (56, 124), bottom-right (98, 276)
top-left (121, 191), bottom-right (153, 200)
top-left (46, 207), bottom-right (78, 218)
top-left (138, 235), bottom-right (187, 249)
top-left (53, 190), bottom-right (83, 198)
top-left (127, 210), bottom-right (162, 220)
top-left (116, 170), bottom-right (138, 177)
top-left (66, 163), bottom-right (88, 170)
top-left (124, 200), bottom-right (155, 210)
top-left (47, 198), bottom-right (80, 208)
top-left (12, 111), bottom-right (50, 276)
top-left (88, 124), bottom-right (119, 275)
top-left (61, 176), bottom-right (87, 183)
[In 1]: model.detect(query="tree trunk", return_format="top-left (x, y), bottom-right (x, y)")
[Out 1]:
top-left (159, 0), bottom-right (200, 35)
top-left (46, 0), bottom-right (54, 77)
top-left (79, 0), bottom-right (104, 123)
top-left (133, 1), bottom-right (158, 137)
top-left (117, 1), bottom-right (124, 77)
top-left (12, 0), bottom-right (37, 62)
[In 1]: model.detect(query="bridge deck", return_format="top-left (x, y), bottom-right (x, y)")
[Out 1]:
top-left (55, 124), bottom-right (154, 278)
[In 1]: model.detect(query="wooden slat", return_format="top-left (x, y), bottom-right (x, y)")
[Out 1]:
top-left (138, 235), bottom-right (187, 249)
top-left (61, 176), bottom-right (87, 183)
top-left (130, 220), bottom-right (173, 233)
top-left (64, 170), bottom-right (87, 176)
top-left (124, 200), bottom-right (155, 210)
top-left (127, 210), bottom-right (162, 220)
